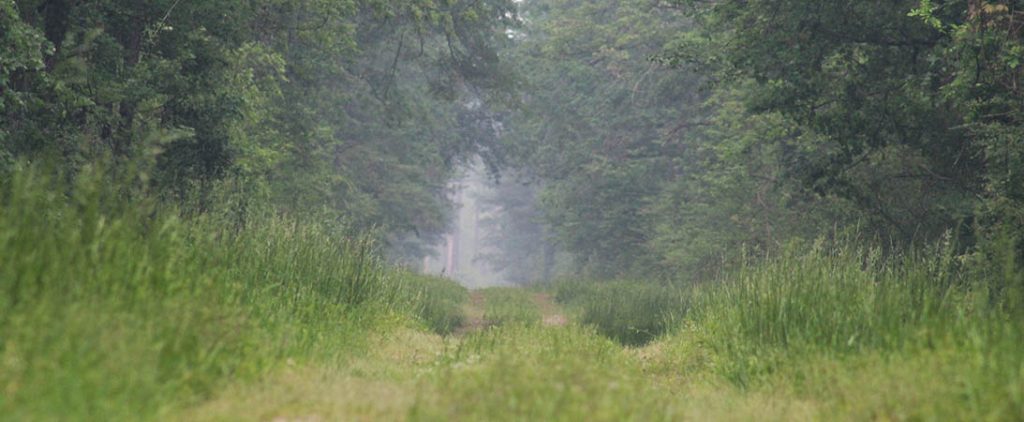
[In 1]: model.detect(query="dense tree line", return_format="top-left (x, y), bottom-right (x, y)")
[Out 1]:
top-left (1, 0), bottom-right (517, 261)
top-left (493, 0), bottom-right (1024, 280)
top-left (4, 0), bottom-right (1023, 279)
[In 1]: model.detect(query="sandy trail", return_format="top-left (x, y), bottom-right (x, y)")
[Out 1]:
top-left (532, 292), bottom-right (568, 327)
top-left (453, 290), bottom-right (487, 336)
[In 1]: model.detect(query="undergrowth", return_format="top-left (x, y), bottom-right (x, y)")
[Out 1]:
top-left (554, 280), bottom-right (687, 346)
top-left (5, 164), bottom-right (1023, 420)
top-left (551, 239), bottom-right (1024, 418)
top-left (687, 240), bottom-right (1024, 396)
top-left (399, 272), bottom-right (468, 335)
top-left (481, 287), bottom-right (542, 327)
top-left (0, 167), bottom-right (466, 420)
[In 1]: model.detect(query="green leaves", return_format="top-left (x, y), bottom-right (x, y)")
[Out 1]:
top-left (501, 0), bottom-right (699, 278)
top-left (1, 0), bottom-right (519, 262)
top-left (0, 1), bottom-right (49, 75)
top-left (503, 0), bottom-right (1024, 280)
top-left (908, 0), bottom-right (945, 30)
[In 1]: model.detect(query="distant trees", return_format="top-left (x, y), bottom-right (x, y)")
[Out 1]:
top-left (495, 0), bottom-right (702, 278)
top-left (1, 0), bottom-right (518, 261)
top-left (497, 0), bottom-right (1024, 280)
top-left (474, 173), bottom-right (556, 284)
top-left (6, 0), bottom-right (1023, 279)
top-left (666, 0), bottom-right (1024, 264)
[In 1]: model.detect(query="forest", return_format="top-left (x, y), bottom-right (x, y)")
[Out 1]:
top-left (2, 0), bottom-right (1023, 420)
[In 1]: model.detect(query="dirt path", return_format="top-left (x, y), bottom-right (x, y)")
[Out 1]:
top-left (453, 289), bottom-right (567, 336)
top-left (532, 292), bottom-right (567, 327)
top-left (452, 290), bottom-right (487, 336)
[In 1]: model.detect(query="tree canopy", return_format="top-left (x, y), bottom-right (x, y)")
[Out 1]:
top-left (4, 0), bottom-right (1023, 279)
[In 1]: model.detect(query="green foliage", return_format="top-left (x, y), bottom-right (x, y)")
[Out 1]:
top-left (659, 0), bottom-right (1024, 264)
top-left (11, 0), bottom-right (1024, 419)
top-left (931, 2), bottom-right (1024, 249)
top-left (504, 0), bottom-right (701, 278)
top-left (908, 0), bottom-right (944, 30)
top-left (647, 87), bottom-right (857, 278)
top-left (0, 1), bottom-right (50, 125)
top-left (504, 0), bottom-right (1024, 279)
top-left (0, 166), bottom-right (466, 420)
top-left (1, 0), bottom-right (520, 263)
top-left (659, 0), bottom-right (980, 268)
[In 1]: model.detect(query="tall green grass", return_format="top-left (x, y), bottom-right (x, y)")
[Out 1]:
top-left (688, 241), bottom-right (1023, 390)
top-left (413, 324), bottom-right (670, 421)
top-left (0, 167), bottom-right (466, 420)
top-left (481, 288), bottom-right (542, 327)
top-left (551, 240), bottom-right (1023, 417)
top-left (398, 272), bottom-right (469, 335)
top-left (554, 279), bottom-right (687, 346)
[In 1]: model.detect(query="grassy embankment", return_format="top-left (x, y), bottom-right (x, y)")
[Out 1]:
top-left (193, 243), bottom-right (1023, 421)
top-left (549, 241), bottom-right (1024, 419)
top-left (0, 169), bottom-right (467, 420)
top-left (3, 169), bottom-right (1022, 420)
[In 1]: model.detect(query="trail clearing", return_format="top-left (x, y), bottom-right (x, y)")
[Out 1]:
top-left (176, 286), bottom-right (1003, 422)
